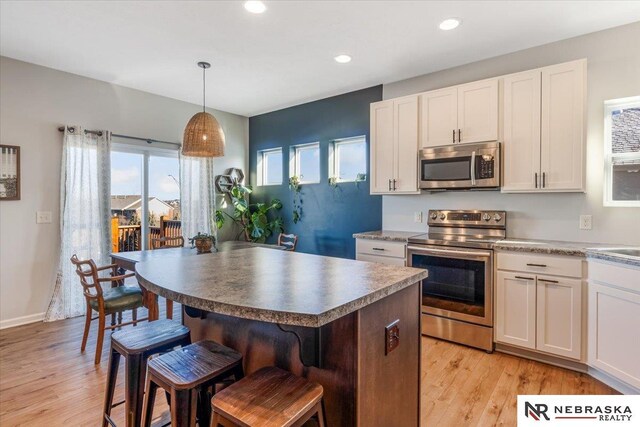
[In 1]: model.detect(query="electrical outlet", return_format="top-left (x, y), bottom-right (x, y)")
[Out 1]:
top-left (414, 211), bottom-right (422, 223)
top-left (579, 215), bottom-right (592, 230)
top-left (385, 319), bottom-right (400, 355)
top-left (36, 211), bottom-right (52, 224)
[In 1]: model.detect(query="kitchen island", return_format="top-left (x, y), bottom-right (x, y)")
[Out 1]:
top-left (135, 246), bottom-right (427, 426)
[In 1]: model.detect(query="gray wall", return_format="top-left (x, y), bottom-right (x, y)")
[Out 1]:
top-left (0, 57), bottom-right (249, 326)
top-left (382, 22), bottom-right (640, 245)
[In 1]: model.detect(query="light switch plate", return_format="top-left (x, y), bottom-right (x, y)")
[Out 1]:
top-left (36, 211), bottom-right (52, 224)
top-left (414, 211), bottom-right (422, 223)
top-left (579, 215), bottom-right (592, 230)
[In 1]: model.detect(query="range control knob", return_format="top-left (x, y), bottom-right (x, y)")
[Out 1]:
top-left (482, 213), bottom-right (491, 222)
top-left (494, 214), bottom-right (502, 222)
top-left (430, 212), bottom-right (438, 220)
top-left (439, 213), bottom-right (446, 220)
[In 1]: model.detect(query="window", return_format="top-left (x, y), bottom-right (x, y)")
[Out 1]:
top-left (604, 97), bottom-right (640, 207)
top-left (290, 142), bottom-right (320, 184)
top-left (330, 136), bottom-right (367, 182)
top-left (258, 148), bottom-right (283, 186)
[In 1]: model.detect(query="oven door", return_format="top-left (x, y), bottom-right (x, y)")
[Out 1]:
top-left (407, 245), bottom-right (493, 326)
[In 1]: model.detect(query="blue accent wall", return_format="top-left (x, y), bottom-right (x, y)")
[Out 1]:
top-left (249, 86), bottom-right (383, 259)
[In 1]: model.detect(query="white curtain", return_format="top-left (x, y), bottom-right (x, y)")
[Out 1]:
top-left (179, 154), bottom-right (217, 243)
top-left (45, 127), bottom-right (111, 321)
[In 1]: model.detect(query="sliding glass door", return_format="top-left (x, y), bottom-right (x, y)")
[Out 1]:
top-left (110, 142), bottom-right (180, 252)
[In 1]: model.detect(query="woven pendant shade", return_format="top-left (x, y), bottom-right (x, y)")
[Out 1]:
top-left (182, 111), bottom-right (225, 157)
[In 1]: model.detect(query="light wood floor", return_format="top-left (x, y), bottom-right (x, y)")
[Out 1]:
top-left (1, 305), bottom-right (617, 427)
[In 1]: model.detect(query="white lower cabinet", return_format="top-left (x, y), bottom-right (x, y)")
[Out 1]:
top-left (355, 239), bottom-right (406, 266)
top-left (495, 253), bottom-right (583, 360)
top-left (588, 260), bottom-right (640, 389)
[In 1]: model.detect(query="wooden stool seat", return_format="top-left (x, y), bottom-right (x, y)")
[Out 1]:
top-left (103, 319), bottom-right (191, 427)
top-left (211, 366), bottom-right (325, 427)
top-left (142, 340), bottom-right (244, 427)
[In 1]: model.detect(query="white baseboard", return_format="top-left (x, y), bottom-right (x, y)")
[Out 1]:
top-left (588, 367), bottom-right (640, 395)
top-left (0, 312), bottom-right (45, 330)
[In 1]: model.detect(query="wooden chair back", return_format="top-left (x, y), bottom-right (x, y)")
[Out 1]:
top-left (71, 254), bottom-right (103, 300)
top-left (277, 233), bottom-right (298, 251)
top-left (151, 236), bottom-right (185, 250)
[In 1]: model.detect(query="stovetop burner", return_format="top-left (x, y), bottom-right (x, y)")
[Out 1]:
top-left (408, 210), bottom-right (507, 249)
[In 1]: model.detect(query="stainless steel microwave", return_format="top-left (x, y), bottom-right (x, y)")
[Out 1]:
top-left (419, 142), bottom-right (500, 190)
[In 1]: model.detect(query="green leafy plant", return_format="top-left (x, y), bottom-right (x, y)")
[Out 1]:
top-left (289, 175), bottom-right (302, 224)
top-left (328, 176), bottom-right (338, 188)
top-left (215, 183), bottom-right (284, 243)
top-left (355, 172), bottom-right (367, 189)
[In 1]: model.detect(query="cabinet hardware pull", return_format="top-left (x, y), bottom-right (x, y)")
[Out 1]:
top-left (393, 179), bottom-right (397, 191)
top-left (372, 248), bottom-right (385, 251)
top-left (458, 129), bottom-right (462, 142)
top-left (526, 263), bottom-right (547, 267)
top-left (535, 172), bottom-right (538, 188)
top-left (542, 172), bottom-right (546, 188)
top-left (538, 278), bottom-right (559, 284)
top-left (452, 129), bottom-right (455, 143)
top-left (388, 179), bottom-right (392, 191)
top-left (515, 276), bottom-right (534, 280)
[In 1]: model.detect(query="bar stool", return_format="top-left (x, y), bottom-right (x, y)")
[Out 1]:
top-left (210, 366), bottom-right (326, 427)
top-left (103, 319), bottom-right (190, 427)
top-left (142, 340), bottom-right (244, 427)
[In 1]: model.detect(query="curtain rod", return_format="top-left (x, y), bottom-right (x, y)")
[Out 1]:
top-left (57, 126), bottom-right (181, 147)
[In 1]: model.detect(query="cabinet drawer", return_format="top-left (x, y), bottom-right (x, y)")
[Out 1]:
top-left (497, 252), bottom-right (583, 278)
top-left (356, 253), bottom-right (406, 266)
top-left (356, 239), bottom-right (406, 259)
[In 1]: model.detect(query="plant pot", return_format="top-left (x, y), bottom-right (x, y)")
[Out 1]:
top-left (194, 238), bottom-right (213, 254)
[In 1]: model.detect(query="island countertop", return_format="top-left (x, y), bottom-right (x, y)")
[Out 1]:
top-left (135, 247), bottom-right (427, 327)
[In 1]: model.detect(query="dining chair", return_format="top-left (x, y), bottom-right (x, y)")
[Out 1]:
top-left (71, 254), bottom-right (147, 364)
top-left (150, 235), bottom-right (185, 319)
top-left (150, 236), bottom-right (185, 249)
top-left (277, 233), bottom-right (298, 251)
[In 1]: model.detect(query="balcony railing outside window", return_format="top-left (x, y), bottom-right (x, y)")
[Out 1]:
top-left (111, 216), bottom-right (182, 252)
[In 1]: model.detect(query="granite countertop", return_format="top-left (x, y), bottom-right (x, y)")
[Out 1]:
top-left (353, 230), bottom-right (422, 242)
top-left (135, 247), bottom-right (427, 328)
top-left (584, 248), bottom-right (640, 268)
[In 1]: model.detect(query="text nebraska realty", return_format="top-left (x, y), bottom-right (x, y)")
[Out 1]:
top-left (527, 402), bottom-right (633, 421)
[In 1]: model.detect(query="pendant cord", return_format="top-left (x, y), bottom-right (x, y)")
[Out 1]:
top-left (202, 66), bottom-right (206, 113)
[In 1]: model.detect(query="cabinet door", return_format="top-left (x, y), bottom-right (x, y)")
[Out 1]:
top-left (536, 275), bottom-right (582, 360)
top-left (370, 100), bottom-right (395, 194)
top-left (588, 283), bottom-right (640, 388)
top-left (394, 96), bottom-right (419, 193)
top-left (496, 271), bottom-right (536, 349)
top-left (457, 79), bottom-right (499, 143)
top-left (419, 88), bottom-right (457, 148)
top-left (541, 60), bottom-right (586, 191)
top-left (502, 70), bottom-right (542, 192)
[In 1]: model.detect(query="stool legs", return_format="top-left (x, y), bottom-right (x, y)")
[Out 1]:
top-left (142, 374), bottom-right (158, 427)
top-left (171, 389), bottom-right (197, 427)
top-left (102, 348), bottom-right (121, 427)
top-left (125, 353), bottom-right (146, 427)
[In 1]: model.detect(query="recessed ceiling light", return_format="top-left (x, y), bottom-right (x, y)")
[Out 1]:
top-left (334, 54), bottom-right (352, 64)
top-left (439, 18), bottom-right (461, 31)
top-left (244, 1), bottom-right (266, 14)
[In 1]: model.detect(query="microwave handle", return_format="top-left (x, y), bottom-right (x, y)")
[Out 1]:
top-left (470, 151), bottom-right (476, 186)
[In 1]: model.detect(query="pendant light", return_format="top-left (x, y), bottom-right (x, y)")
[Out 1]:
top-left (182, 61), bottom-right (225, 157)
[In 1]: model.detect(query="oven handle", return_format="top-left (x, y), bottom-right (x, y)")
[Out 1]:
top-left (407, 245), bottom-right (492, 259)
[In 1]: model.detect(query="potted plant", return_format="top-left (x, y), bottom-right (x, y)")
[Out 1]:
top-left (189, 232), bottom-right (216, 254)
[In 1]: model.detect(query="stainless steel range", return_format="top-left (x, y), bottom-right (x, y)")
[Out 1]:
top-left (407, 209), bottom-right (506, 352)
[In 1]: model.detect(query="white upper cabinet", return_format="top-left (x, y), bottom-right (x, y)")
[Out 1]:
top-left (502, 70), bottom-right (542, 191)
top-left (541, 60), bottom-right (586, 191)
top-left (370, 100), bottom-right (395, 193)
top-left (419, 88), bottom-right (457, 148)
top-left (457, 79), bottom-right (499, 144)
top-left (502, 59), bottom-right (586, 192)
top-left (419, 79), bottom-right (498, 148)
top-left (370, 96), bottom-right (419, 194)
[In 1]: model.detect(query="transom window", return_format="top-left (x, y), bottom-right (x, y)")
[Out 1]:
top-left (290, 142), bottom-right (320, 184)
top-left (257, 148), bottom-right (283, 186)
top-left (604, 97), bottom-right (640, 207)
top-left (330, 136), bottom-right (367, 182)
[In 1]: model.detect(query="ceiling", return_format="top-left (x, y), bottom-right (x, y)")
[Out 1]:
top-left (2, 1), bottom-right (640, 117)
